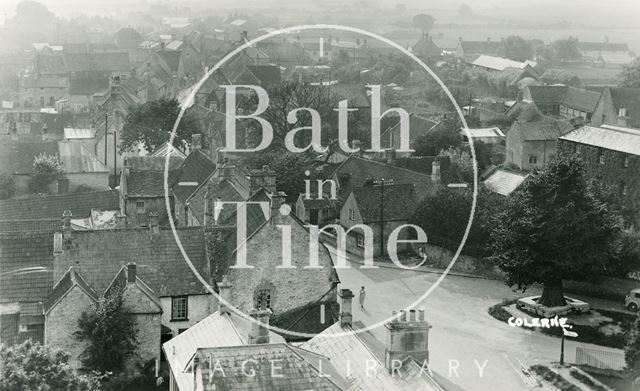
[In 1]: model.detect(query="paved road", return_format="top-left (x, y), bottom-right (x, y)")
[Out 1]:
top-left (327, 246), bottom-right (625, 391)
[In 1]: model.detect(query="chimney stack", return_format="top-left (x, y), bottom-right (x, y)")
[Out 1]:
top-left (249, 166), bottom-right (276, 196)
top-left (248, 308), bottom-right (272, 344)
top-left (192, 133), bottom-right (202, 150)
top-left (384, 309), bottom-right (431, 372)
top-left (149, 211), bottom-right (160, 234)
top-left (431, 160), bottom-right (441, 183)
top-left (217, 278), bottom-right (232, 315)
top-left (127, 263), bottom-right (137, 283)
top-left (62, 210), bottom-right (72, 245)
top-left (338, 289), bottom-right (354, 328)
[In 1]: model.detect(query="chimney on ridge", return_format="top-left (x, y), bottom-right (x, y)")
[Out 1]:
top-left (338, 289), bottom-right (354, 328)
top-left (385, 309), bottom-right (431, 372)
top-left (270, 191), bottom-right (287, 223)
top-left (217, 278), bottom-right (232, 315)
top-left (62, 210), bottom-right (72, 245)
top-left (127, 263), bottom-right (137, 283)
top-left (149, 211), bottom-right (160, 234)
top-left (248, 308), bottom-right (272, 344)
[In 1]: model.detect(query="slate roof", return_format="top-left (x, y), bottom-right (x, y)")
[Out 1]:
top-left (188, 177), bottom-right (245, 226)
top-left (104, 265), bottom-right (161, 310)
top-left (458, 40), bottom-right (502, 55)
top-left (351, 183), bottom-right (417, 222)
top-left (0, 190), bottom-right (119, 220)
top-left (329, 155), bottom-right (435, 203)
top-left (162, 310), bottom-right (286, 391)
top-left (43, 267), bottom-right (98, 314)
top-left (559, 125), bottom-right (640, 156)
top-left (52, 227), bottom-right (209, 297)
top-left (578, 42), bottom-right (629, 52)
top-left (561, 87), bottom-right (601, 112)
top-left (484, 169), bottom-right (528, 196)
top-left (329, 83), bottom-right (371, 108)
top-left (0, 141), bottom-right (58, 175)
top-left (157, 50), bottom-right (181, 73)
top-left (172, 150), bottom-right (217, 204)
top-left (36, 55), bottom-right (67, 75)
top-left (125, 170), bottom-right (171, 197)
top-left (150, 142), bottom-right (188, 159)
top-left (517, 119), bottom-right (573, 141)
top-left (58, 141), bottom-right (109, 173)
top-left (472, 55), bottom-right (530, 71)
top-left (301, 321), bottom-right (443, 391)
top-left (126, 156), bottom-right (184, 171)
top-left (526, 85), bottom-right (568, 105)
top-left (24, 76), bottom-right (67, 89)
top-left (608, 87), bottom-right (640, 128)
top-left (412, 35), bottom-right (442, 57)
top-left (381, 113), bottom-right (439, 148)
top-left (0, 231), bottom-right (54, 304)
top-left (195, 344), bottom-right (345, 391)
top-left (464, 127), bottom-right (505, 139)
top-left (0, 219), bottom-right (61, 233)
top-left (69, 76), bottom-right (109, 95)
top-left (246, 65), bottom-right (281, 86)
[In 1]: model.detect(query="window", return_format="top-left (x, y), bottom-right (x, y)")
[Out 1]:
top-left (136, 201), bottom-right (145, 214)
top-left (624, 156), bottom-right (630, 168)
top-left (171, 296), bottom-right (188, 320)
top-left (599, 149), bottom-right (605, 164)
top-left (357, 234), bottom-right (364, 247)
top-left (528, 155), bottom-right (538, 165)
top-left (255, 289), bottom-right (272, 310)
top-left (349, 209), bottom-right (355, 221)
top-left (619, 107), bottom-right (628, 117)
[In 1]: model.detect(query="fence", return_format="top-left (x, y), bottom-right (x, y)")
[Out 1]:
top-left (575, 346), bottom-right (626, 370)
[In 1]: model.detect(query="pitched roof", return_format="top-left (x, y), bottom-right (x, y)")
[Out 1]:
top-left (43, 267), bottom-right (98, 314)
top-left (0, 219), bottom-right (61, 233)
top-left (484, 169), bottom-right (528, 196)
top-left (125, 170), bottom-right (171, 197)
top-left (36, 55), bottom-right (67, 74)
top-left (246, 65), bottom-right (281, 86)
top-left (64, 52), bottom-right (131, 73)
top-left (525, 85), bottom-right (568, 105)
top-left (459, 40), bottom-right (502, 55)
top-left (188, 176), bottom-right (245, 226)
top-left (157, 50), bottom-right (181, 73)
top-left (104, 265), bottom-right (161, 310)
top-left (195, 344), bottom-right (345, 391)
top-left (608, 87), bottom-right (640, 128)
top-left (517, 119), bottom-right (573, 141)
top-left (69, 76), bottom-right (109, 95)
top-left (52, 227), bottom-right (209, 296)
top-left (172, 150), bottom-right (217, 203)
top-left (0, 231), bottom-right (54, 304)
top-left (0, 141), bottom-right (59, 175)
top-left (381, 113), bottom-right (439, 148)
top-left (472, 55), bottom-right (530, 71)
top-left (125, 156), bottom-right (184, 171)
top-left (559, 125), bottom-right (640, 156)
top-left (162, 310), bottom-right (286, 391)
top-left (58, 141), bottom-right (109, 173)
top-left (351, 183), bottom-right (417, 222)
top-left (464, 127), bottom-right (505, 139)
top-left (412, 35), bottom-right (442, 57)
top-left (0, 190), bottom-right (119, 220)
top-left (329, 83), bottom-right (370, 108)
top-left (560, 87), bottom-right (601, 112)
top-left (301, 321), bottom-right (443, 391)
top-left (578, 42), bottom-right (629, 52)
top-left (150, 142), bottom-right (188, 159)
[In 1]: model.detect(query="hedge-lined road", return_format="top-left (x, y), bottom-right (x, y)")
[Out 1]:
top-left (326, 246), bottom-right (625, 391)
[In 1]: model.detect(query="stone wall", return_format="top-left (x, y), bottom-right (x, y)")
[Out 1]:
top-left (45, 286), bottom-right (95, 369)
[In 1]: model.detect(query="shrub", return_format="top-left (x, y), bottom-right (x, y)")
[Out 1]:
top-left (569, 369), bottom-right (607, 391)
top-left (530, 365), bottom-right (581, 391)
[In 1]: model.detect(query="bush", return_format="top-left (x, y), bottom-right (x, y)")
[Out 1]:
top-left (29, 153), bottom-right (63, 194)
top-left (488, 299), bottom-right (516, 322)
top-left (0, 175), bottom-right (15, 199)
top-left (530, 365), bottom-right (581, 391)
top-left (569, 369), bottom-right (607, 391)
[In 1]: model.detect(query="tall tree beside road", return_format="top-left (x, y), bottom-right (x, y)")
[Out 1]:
top-left (490, 155), bottom-right (620, 307)
top-left (619, 58), bottom-right (640, 88)
top-left (120, 99), bottom-right (202, 153)
top-left (412, 14), bottom-right (435, 35)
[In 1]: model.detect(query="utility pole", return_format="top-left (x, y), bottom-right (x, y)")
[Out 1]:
top-left (113, 128), bottom-right (117, 176)
top-left (104, 113), bottom-right (108, 165)
top-left (373, 178), bottom-right (394, 257)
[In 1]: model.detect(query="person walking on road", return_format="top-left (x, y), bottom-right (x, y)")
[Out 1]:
top-left (359, 286), bottom-right (366, 309)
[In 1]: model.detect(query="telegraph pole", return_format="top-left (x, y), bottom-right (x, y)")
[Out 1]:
top-left (104, 113), bottom-right (108, 165)
top-left (373, 178), bottom-right (393, 257)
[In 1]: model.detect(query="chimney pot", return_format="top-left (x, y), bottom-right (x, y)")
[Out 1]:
top-left (385, 308), bottom-right (431, 372)
top-left (127, 263), bottom-right (137, 283)
top-left (248, 308), bottom-right (272, 344)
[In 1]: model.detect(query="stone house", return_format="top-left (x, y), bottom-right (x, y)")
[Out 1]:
top-left (20, 76), bottom-right (69, 108)
top-left (558, 124), bottom-right (640, 223)
top-left (295, 194), bottom-right (338, 226)
top-left (454, 38), bottom-right (502, 60)
top-left (380, 113), bottom-right (441, 154)
top-left (590, 87), bottom-right (640, 129)
top-left (522, 85), bottom-right (602, 122)
top-left (411, 34), bottom-right (443, 59)
top-left (505, 118), bottom-right (573, 171)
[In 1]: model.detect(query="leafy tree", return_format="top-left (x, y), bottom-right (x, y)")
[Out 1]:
top-left (619, 58), bottom-right (640, 88)
top-left (29, 153), bottom-right (63, 194)
top-left (411, 186), bottom-right (504, 256)
top-left (0, 175), bottom-right (15, 199)
top-left (412, 119), bottom-right (461, 156)
top-left (551, 37), bottom-right (582, 63)
top-left (412, 14), bottom-right (435, 35)
top-left (245, 152), bottom-right (315, 203)
top-left (75, 288), bottom-right (137, 373)
top-left (489, 155), bottom-right (620, 307)
top-left (0, 340), bottom-right (101, 391)
top-left (120, 99), bottom-right (202, 153)
top-left (500, 36), bottom-right (533, 62)
top-left (439, 147), bottom-right (474, 183)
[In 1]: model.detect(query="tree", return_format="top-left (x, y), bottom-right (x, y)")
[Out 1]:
top-left (412, 14), bottom-right (435, 35)
top-left (120, 99), bottom-right (202, 153)
top-left (500, 36), bottom-right (533, 62)
top-left (412, 119), bottom-right (461, 156)
top-left (244, 151), bottom-right (315, 203)
top-left (0, 175), bottom-right (15, 199)
top-left (619, 58), bottom-right (640, 88)
top-left (29, 153), bottom-right (63, 194)
top-left (75, 288), bottom-right (137, 373)
top-left (489, 155), bottom-right (620, 307)
top-left (551, 37), bottom-right (581, 63)
top-left (0, 340), bottom-right (101, 391)
top-left (439, 147), bottom-right (474, 183)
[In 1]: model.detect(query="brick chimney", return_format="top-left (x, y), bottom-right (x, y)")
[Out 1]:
top-left (248, 308), bottom-right (272, 344)
top-left (127, 263), bottom-right (137, 283)
top-left (217, 278), bottom-right (232, 315)
top-left (62, 210), bottom-right (72, 246)
top-left (191, 133), bottom-right (202, 150)
top-left (149, 211), bottom-right (160, 234)
top-left (338, 289), bottom-right (354, 328)
top-left (384, 309), bottom-right (431, 372)
top-left (431, 160), bottom-right (441, 183)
